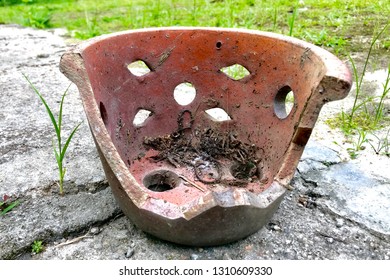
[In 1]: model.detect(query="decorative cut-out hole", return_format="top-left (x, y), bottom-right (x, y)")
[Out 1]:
top-left (133, 109), bottom-right (152, 127)
top-left (127, 60), bottom-right (151, 76)
top-left (274, 86), bottom-right (295, 119)
top-left (205, 108), bottom-right (232, 122)
top-left (99, 102), bottom-right (108, 125)
top-left (143, 170), bottom-right (180, 192)
top-left (173, 82), bottom-right (196, 106)
top-left (220, 64), bottom-right (250, 80)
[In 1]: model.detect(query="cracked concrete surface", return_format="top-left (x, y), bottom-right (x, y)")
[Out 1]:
top-left (0, 24), bottom-right (389, 260)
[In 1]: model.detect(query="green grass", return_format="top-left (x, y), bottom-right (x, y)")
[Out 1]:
top-left (24, 74), bottom-right (81, 196)
top-left (0, 0), bottom-right (389, 55)
top-left (31, 240), bottom-right (44, 254)
top-left (326, 25), bottom-right (390, 147)
top-left (0, 195), bottom-right (19, 216)
top-left (368, 128), bottom-right (390, 156)
top-left (326, 44), bottom-right (389, 158)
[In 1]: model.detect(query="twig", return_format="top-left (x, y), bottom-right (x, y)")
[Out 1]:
top-left (316, 230), bottom-right (346, 243)
top-left (179, 175), bottom-right (206, 192)
top-left (54, 233), bottom-right (92, 248)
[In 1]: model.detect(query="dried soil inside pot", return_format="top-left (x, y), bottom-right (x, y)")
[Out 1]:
top-left (143, 126), bottom-right (261, 188)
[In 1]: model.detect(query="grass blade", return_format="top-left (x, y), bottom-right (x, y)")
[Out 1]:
top-left (54, 146), bottom-right (61, 166)
top-left (60, 122), bottom-right (82, 161)
top-left (359, 23), bottom-right (389, 89)
top-left (288, 7), bottom-right (297, 36)
top-left (58, 84), bottom-right (72, 142)
top-left (374, 63), bottom-right (390, 124)
top-left (58, 93), bottom-right (65, 147)
top-left (52, 138), bottom-right (61, 166)
top-left (23, 74), bottom-right (60, 141)
top-left (348, 55), bottom-right (360, 125)
top-left (25, 74), bottom-right (80, 195)
top-left (0, 201), bottom-right (19, 216)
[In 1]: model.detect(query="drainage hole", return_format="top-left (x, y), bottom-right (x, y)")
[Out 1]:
top-left (143, 170), bottom-right (180, 192)
top-left (216, 41), bottom-right (222, 49)
top-left (148, 183), bottom-right (173, 192)
top-left (231, 162), bottom-right (258, 179)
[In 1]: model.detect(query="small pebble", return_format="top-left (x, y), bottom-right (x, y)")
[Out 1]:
top-left (90, 227), bottom-right (100, 235)
top-left (37, 53), bottom-right (50, 58)
top-left (285, 240), bottom-right (292, 245)
top-left (222, 253), bottom-right (232, 260)
top-left (113, 253), bottom-right (122, 260)
top-left (326, 237), bottom-right (334, 244)
top-left (273, 225), bottom-right (281, 231)
top-left (336, 218), bottom-right (344, 228)
top-left (191, 254), bottom-right (199, 260)
top-left (125, 248), bottom-right (135, 258)
top-left (314, 236), bottom-right (321, 242)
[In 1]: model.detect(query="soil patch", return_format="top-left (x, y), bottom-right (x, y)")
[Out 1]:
top-left (143, 126), bottom-right (260, 187)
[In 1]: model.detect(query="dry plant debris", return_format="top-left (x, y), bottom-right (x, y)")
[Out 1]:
top-left (143, 126), bottom-right (261, 187)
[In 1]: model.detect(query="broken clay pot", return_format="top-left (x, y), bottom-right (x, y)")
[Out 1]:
top-left (60, 27), bottom-right (352, 246)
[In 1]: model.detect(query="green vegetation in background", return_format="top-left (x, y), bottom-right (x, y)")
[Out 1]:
top-left (0, 0), bottom-right (389, 55)
top-left (326, 24), bottom-right (390, 158)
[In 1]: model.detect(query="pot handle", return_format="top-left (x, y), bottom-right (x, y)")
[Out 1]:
top-left (276, 53), bottom-right (352, 185)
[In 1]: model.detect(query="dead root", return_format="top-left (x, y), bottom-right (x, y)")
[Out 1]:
top-left (143, 127), bottom-right (261, 187)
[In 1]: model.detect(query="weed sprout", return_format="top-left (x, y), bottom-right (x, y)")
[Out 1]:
top-left (24, 74), bottom-right (81, 195)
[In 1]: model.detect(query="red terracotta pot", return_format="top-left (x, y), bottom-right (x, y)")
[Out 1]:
top-left (60, 27), bottom-right (351, 246)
